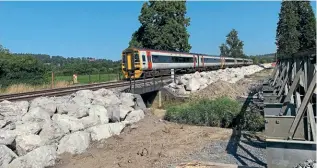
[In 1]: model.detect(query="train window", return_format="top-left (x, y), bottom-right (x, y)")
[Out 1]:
top-left (226, 59), bottom-right (235, 62)
top-left (142, 55), bottom-right (146, 62)
top-left (122, 53), bottom-right (126, 63)
top-left (204, 58), bottom-right (220, 63)
top-left (134, 52), bottom-right (140, 62)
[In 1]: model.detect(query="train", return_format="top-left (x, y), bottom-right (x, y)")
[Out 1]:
top-left (121, 47), bottom-right (253, 79)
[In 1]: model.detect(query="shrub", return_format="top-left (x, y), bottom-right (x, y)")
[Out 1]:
top-left (164, 96), bottom-right (241, 128)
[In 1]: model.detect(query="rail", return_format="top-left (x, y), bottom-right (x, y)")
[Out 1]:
top-left (0, 76), bottom-right (171, 102)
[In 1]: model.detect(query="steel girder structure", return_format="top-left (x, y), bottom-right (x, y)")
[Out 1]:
top-left (262, 49), bottom-right (316, 168)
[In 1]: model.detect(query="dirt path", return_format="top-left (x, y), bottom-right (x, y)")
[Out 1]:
top-left (54, 68), bottom-right (272, 168)
top-left (54, 113), bottom-right (232, 168)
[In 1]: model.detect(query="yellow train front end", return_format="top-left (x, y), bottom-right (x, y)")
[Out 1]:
top-left (121, 48), bottom-right (143, 79)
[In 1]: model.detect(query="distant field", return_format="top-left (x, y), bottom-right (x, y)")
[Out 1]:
top-left (53, 73), bottom-right (123, 84)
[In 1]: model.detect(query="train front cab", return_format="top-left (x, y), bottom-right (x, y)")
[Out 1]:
top-left (122, 49), bottom-right (143, 79)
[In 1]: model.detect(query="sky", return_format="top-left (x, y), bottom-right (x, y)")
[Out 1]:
top-left (0, 1), bottom-right (316, 61)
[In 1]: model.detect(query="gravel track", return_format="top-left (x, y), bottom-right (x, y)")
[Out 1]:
top-left (173, 131), bottom-right (267, 168)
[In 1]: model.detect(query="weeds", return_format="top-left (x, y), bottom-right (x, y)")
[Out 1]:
top-left (164, 96), bottom-right (264, 131)
top-left (164, 96), bottom-right (241, 128)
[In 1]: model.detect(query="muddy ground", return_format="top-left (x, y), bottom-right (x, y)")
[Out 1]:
top-left (54, 68), bottom-right (272, 168)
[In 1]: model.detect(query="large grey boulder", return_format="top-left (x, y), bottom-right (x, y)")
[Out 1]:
top-left (133, 94), bottom-right (147, 111)
top-left (0, 100), bottom-right (29, 123)
top-left (92, 94), bottom-right (121, 106)
top-left (57, 131), bottom-right (91, 155)
top-left (93, 88), bottom-right (114, 97)
top-left (57, 103), bottom-right (89, 119)
top-left (0, 145), bottom-right (18, 167)
top-left (22, 107), bottom-right (51, 124)
top-left (88, 105), bottom-right (109, 124)
top-left (120, 93), bottom-right (135, 107)
top-left (87, 122), bottom-right (125, 141)
top-left (52, 114), bottom-right (84, 133)
top-left (15, 122), bottom-right (41, 136)
top-left (124, 109), bottom-right (145, 124)
top-left (193, 71), bottom-right (201, 78)
top-left (7, 145), bottom-right (57, 168)
top-left (185, 78), bottom-right (201, 91)
top-left (198, 78), bottom-right (208, 86)
top-left (39, 121), bottom-right (65, 145)
top-left (0, 130), bottom-right (17, 145)
top-left (16, 134), bottom-right (43, 156)
top-left (29, 97), bottom-right (56, 116)
top-left (70, 90), bottom-right (94, 105)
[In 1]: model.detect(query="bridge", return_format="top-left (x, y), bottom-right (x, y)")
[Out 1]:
top-left (262, 48), bottom-right (316, 167)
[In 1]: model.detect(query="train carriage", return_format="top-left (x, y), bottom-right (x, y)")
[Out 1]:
top-left (122, 47), bottom-right (253, 79)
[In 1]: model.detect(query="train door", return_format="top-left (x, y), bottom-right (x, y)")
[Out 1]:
top-left (122, 52), bottom-right (134, 71)
top-left (141, 51), bottom-right (148, 70)
top-left (146, 51), bottom-right (152, 70)
top-left (193, 55), bottom-right (196, 69)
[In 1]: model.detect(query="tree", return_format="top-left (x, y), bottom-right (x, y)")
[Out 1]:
top-left (296, 1), bottom-right (316, 51)
top-left (219, 29), bottom-right (244, 58)
top-left (129, 1), bottom-right (191, 52)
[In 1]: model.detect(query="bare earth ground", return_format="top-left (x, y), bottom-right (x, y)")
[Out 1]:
top-left (54, 69), bottom-right (272, 168)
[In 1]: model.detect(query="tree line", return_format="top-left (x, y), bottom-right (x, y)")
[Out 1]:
top-left (276, 1), bottom-right (316, 58)
top-left (0, 45), bottom-right (121, 88)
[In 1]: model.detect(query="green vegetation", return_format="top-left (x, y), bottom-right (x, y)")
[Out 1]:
top-left (164, 96), bottom-right (265, 131)
top-left (54, 73), bottom-right (121, 84)
top-left (129, 1), bottom-right (191, 52)
top-left (276, 1), bottom-right (316, 58)
top-left (0, 45), bottom-right (47, 88)
top-left (219, 29), bottom-right (245, 58)
top-left (165, 97), bottom-right (241, 128)
top-left (0, 44), bottom-right (121, 89)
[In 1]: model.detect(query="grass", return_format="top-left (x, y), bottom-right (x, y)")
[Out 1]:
top-left (0, 81), bottom-right (70, 94)
top-left (0, 73), bottom-right (124, 94)
top-left (54, 73), bottom-right (121, 84)
top-left (164, 96), bottom-right (265, 131)
top-left (164, 96), bottom-right (241, 128)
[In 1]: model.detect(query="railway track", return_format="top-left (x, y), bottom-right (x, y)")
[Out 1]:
top-left (0, 76), bottom-right (171, 102)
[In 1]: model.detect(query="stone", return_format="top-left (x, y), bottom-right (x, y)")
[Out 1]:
top-left (16, 134), bottom-right (43, 156)
top-left (0, 120), bottom-right (7, 129)
top-left (22, 107), bottom-right (51, 124)
top-left (29, 97), bottom-right (56, 116)
top-left (0, 145), bottom-right (18, 167)
top-left (133, 94), bottom-right (147, 111)
top-left (52, 114), bottom-right (84, 133)
top-left (185, 78), bottom-right (201, 91)
top-left (70, 90), bottom-right (94, 105)
top-left (0, 100), bottom-right (29, 123)
top-left (93, 88), bottom-right (114, 97)
top-left (105, 105), bottom-right (120, 123)
top-left (176, 86), bottom-right (187, 95)
top-left (120, 93), bottom-right (135, 107)
top-left (198, 78), bottom-right (208, 86)
top-left (193, 71), bottom-right (201, 78)
top-left (88, 105), bottom-right (109, 125)
top-left (119, 105), bottom-right (134, 119)
top-left (124, 109), bottom-right (145, 124)
top-left (39, 121), bottom-right (65, 145)
top-left (15, 122), bottom-right (41, 136)
top-left (58, 103), bottom-right (89, 119)
top-left (57, 131), bottom-right (91, 155)
top-left (87, 122), bottom-right (125, 141)
top-left (7, 145), bottom-right (58, 168)
top-left (0, 130), bottom-right (17, 145)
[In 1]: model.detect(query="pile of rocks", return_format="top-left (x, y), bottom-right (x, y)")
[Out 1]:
top-left (294, 160), bottom-right (317, 168)
top-left (166, 64), bottom-right (271, 95)
top-left (0, 89), bottom-right (145, 168)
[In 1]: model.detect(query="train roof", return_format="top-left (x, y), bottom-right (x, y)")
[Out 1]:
top-left (124, 47), bottom-right (252, 60)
